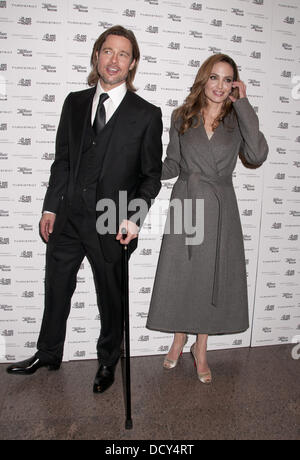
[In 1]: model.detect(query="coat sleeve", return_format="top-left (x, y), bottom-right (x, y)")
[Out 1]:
top-left (233, 97), bottom-right (269, 166)
top-left (161, 112), bottom-right (181, 180)
top-left (42, 93), bottom-right (71, 213)
top-left (127, 106), bottom-right (163, 227)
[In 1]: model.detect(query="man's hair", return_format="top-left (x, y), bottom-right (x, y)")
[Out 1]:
top-left (87, 25), bottom-right (140, 92)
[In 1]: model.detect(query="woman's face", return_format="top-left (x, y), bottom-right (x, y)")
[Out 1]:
top-left (204, 61), bottom-right (234, 105)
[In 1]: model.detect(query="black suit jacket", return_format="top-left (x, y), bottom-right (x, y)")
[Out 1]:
top-left (42, 86), bottom-right (163, 261)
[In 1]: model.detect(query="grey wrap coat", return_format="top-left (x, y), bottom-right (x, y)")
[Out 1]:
top-left (146, 98), bottom-right (268, 335)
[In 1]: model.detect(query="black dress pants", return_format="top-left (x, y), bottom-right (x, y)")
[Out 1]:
top-left (36, 206), bottom-right (123, 366)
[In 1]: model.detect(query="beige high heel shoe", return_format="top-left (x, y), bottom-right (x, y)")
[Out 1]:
top-left (163, 335), bottom-right (188, 369)
top-left (190, 343), bottom-right (212, 384)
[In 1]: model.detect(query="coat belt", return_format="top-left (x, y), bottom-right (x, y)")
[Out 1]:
top-left (179, 170), bottom-right (233, 308)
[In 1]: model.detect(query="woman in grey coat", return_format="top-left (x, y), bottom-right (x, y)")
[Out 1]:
top-left (146, 54), bottom-right (268, 384)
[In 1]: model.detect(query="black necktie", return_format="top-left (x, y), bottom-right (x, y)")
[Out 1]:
top-left (93, 93), bottom-right (109, 135)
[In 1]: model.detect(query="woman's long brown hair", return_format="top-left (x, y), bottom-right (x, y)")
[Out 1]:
top-left (88, 25), bottom-right (140, 92)
top-left (174, 54), bottom-right (240, 135)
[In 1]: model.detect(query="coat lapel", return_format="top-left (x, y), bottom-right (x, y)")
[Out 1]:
top-left (182, 118), bottom-right (218, 172)
top-left (73, 87), bottom-right (95, 180)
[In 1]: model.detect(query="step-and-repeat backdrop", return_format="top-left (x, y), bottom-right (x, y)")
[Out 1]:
top-left (0, 0), bottom-right (299, 362)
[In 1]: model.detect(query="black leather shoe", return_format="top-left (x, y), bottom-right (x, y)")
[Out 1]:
top-left (6, 355), bottom-right (61, 375)
top-left (93, 363), bottom-right (116, 394)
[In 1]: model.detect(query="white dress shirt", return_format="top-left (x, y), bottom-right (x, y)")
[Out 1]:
top-left (91, 81), bottom-right (127, 125)
top-left (44, 81), bottom-right (127, 215)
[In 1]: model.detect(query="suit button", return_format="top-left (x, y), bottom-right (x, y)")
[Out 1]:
top-left (92, 141), bottom-right (96, 146)
top-left (83, 188), bottom-right (87, 192)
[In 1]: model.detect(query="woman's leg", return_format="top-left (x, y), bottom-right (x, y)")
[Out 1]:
top-left (194, 333), bottom-right (210, 374)
top-left (165, 332), bottom-right (187, 363)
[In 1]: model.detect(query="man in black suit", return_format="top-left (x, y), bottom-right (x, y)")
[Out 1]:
top-left (7, 26), bottom-right (163, 393)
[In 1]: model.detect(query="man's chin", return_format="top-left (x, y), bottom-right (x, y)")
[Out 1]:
top-left (99, 75), bottom-right (127, 90)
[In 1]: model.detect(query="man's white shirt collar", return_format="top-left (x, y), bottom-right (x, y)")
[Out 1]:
top-left (95, 81), bottom-right (127, 108)
top-left (92, 81), bottom-right (127, 124)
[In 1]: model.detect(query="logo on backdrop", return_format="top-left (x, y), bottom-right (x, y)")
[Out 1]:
top-left (1, 0), bottom-right (299, 361)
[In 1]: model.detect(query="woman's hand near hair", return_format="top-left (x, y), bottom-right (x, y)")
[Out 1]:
top-left (229, 80), bottom-right (247, 102)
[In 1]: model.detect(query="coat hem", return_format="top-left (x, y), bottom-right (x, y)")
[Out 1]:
top-left (146, 323), bottom-right (249, 336)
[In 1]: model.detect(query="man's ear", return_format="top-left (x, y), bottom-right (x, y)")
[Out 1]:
top-left (129, 59), bottom-right (136, 71)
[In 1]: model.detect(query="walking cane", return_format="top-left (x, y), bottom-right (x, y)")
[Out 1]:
top-left (122, 228), bottom-right (133, 430)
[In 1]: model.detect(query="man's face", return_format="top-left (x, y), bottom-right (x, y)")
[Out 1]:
top-left (96, 34), bottom-right (136, 91)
